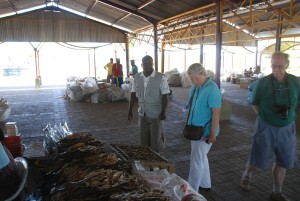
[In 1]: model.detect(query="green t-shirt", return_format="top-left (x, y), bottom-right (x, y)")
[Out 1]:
top-left (252, 73), bottom-right (300, 127)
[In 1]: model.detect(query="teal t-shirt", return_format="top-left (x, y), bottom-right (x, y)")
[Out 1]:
top-left (187, 79), bottom-right (222, 137)
top-left (132, 65), bottom-right (138, 74)
top-left (0, 143), bottom-right (9, 169)
top-left (252, 73), bottom-right (300, 127)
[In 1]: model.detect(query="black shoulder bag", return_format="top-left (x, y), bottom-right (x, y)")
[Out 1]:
top-left (183, 87), bottom-right (210, 141)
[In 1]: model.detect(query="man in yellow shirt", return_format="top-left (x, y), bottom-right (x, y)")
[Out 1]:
top-left (104, 58), bottom-right (113, 83)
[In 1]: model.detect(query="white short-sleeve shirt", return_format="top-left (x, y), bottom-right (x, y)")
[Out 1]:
top-left (131, 71), bottom-right (170, 98)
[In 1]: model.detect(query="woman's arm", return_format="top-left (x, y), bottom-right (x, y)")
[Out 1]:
top-left (207, 107), bottom-right (221, 144)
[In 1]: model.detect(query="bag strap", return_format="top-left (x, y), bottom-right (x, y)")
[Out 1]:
top-left (186, 86), bottom-right (211, 128)
top-left (186, 87), bottom-right (197, 125)
top-left (203, 119), bottom-right (211, 128)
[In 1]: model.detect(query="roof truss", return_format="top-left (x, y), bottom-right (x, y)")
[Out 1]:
top-left (129, 0), bottom-right (300, 46)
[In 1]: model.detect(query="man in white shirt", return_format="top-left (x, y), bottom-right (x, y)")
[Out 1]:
top-left (127, 55), bottom-right (170, 152)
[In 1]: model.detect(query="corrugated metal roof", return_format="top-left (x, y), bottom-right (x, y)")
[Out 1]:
top-left (0, 0), bottom-right (299, 44)
top-left (0, 10), bottom-right (126, 42)
top-left (0, 0), bottom-right (213, 32)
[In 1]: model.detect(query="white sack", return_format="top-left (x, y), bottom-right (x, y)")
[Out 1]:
top-left (0, 98), bottom-right (11, 122)
top-left (80, 77), bottom-right (99, 95)
top-left (180, 71), bottom-right (192, 88)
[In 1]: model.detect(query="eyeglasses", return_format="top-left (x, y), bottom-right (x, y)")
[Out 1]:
top-left (271, 64), bottom-right (286, 69)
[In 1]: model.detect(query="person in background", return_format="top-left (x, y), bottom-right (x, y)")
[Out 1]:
top-left (0, 138), bottom-right (20, 200)
top-left (104, 58), bottom-right (113, 83)
top-left (248, 67), bottom-right (254, 77)
top-left (186, 63), bottom-right (222, 193)
top-left (127, 55), bottom-right (170, 153)
top-left (241, 52), bottom-right (300, 201)
top-left (247, 79), bottom-right (259, 105)
top-left (130, 60), bottom-right (138, 76)
top-left (112, 58), bottom-right (123, 87)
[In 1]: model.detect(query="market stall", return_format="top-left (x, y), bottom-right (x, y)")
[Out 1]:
top-left (21, 125), bottom-right (207, 201)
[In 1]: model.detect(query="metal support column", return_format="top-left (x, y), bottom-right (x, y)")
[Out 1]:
top-left (275, 13), bottom-right (283, 51)
top-left (255, 40), bottom-right (258, 68)
top-left (184, 49), bottom-right (187, 71)
top-left (200, 29), bottom-right (204, 64)
top-left (30, 42), bottom-right (43, 88)
top-left (93, 48), bottom-right (96, 79)
top-left (153, 23), bottom-right (158, 71)
top-left (161, 41), bottom-right (165, 73)
top-left (88, 50), bottom-right (91, 77)
top-left (200, 44), bottom-right (204, 64)
top-left (215, 0), bottom-right (223, 88)
top-left (125, 36), bottom-right (130, 77)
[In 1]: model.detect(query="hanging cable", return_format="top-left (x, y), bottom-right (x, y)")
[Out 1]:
top-left (64, 42), bottom-right (112, 49)
top-left (56, 42), bottom-right (92, 50)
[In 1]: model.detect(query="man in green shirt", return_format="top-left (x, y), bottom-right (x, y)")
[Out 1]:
top-left (130, 60), bottom-right (138, 76)
top-left (241, 52), bottom-right (300, 201)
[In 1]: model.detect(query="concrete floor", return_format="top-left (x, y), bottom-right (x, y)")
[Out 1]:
top-left (0, 82), bottom-right (299, 201)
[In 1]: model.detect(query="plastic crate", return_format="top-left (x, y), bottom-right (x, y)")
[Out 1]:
top-left (4, 135), bottom-right (23, 157)
top-left (3, 135), bottom-right (21, 144)
top-left (5, 144), bottom-right (23, 157)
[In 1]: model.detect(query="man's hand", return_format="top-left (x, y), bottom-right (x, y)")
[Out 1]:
top-left (128, 111), bottom-right (133, 121)
top-left (128, 92), bottom-right (136, 121)
top-left (159, 112), bottom-right (166, 120)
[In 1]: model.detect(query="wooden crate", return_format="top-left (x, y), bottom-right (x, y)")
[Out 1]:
top-left (239, 78), bottom-right (253, 89)
top-left (240, 82), bottom-right (249, 89)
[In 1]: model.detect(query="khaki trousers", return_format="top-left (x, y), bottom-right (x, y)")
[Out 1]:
top-left (138, 116), bottom-right (165, 153)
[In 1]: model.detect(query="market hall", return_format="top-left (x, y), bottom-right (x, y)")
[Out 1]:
top-left (1, 1), bottom-right (300, 201)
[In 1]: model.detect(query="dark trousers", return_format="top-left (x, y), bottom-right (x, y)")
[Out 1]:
top-left (112, 77), bottom-right (123, 87)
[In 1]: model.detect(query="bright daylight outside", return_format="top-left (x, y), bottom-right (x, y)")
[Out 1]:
top-left (1, 39), bottom-right (300, 88)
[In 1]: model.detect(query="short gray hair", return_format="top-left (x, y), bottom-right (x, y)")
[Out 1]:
top-left (272, 51), bottom-right (289, 66)
top-left (187, 63), bottom-right (207, 76)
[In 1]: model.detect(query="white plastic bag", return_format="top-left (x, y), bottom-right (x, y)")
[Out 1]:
top-left (0, 98), bottom-right (11, 122)
top-left (80, 77), bottom-right (99, 95)
top-left (67, 81), bottom-right (83, 101)
top-left (180, 71), bottom-right (192, 88)
top-left (165, 69), bottom-right (182, 87)
top-left (121, 83), bottom-right (132, 93)
top-left (108, 88), bottom-right (126, 102)
top-left (91, 93), bottom-right (98, 103)
top-left (161, 173), bottom-right (207, 201)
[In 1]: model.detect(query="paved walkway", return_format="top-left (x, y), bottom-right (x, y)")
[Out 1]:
top-left (0, 82), bottom-right (299, 201)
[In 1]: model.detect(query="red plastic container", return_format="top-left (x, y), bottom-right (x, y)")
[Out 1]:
top-left (3, 135), bottom-right (23, 157)
top-left (3, 135), bottom-right (21, 144)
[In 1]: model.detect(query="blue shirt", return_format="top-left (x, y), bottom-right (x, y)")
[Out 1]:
top-left (0, 143), bottom-right (9, 169)
top-left (188, 79), bottom-right (222, 137)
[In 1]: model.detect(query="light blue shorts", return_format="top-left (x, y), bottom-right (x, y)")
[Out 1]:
top-left (249, 117), bottom-right (297, 169)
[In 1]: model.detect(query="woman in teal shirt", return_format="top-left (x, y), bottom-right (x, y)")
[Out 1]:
top-left (186, 63), bottom-right (222, 193)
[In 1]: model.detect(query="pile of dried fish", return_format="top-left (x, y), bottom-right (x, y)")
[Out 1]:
top-left (58, 132), bottom-right (102, 151)
top-left (39, 132), bottom-right (170, 201)
top-left (50, 169), bottom-right (144, 201)
top-left (110, 188), bottom-right (171, 201)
